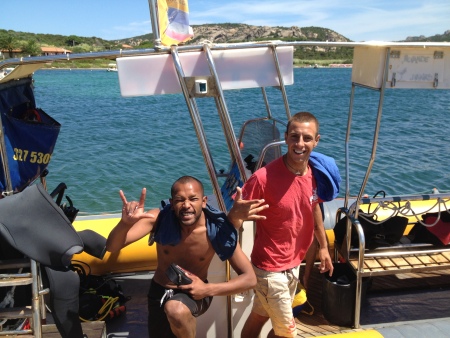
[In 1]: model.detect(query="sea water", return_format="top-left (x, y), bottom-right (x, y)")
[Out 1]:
top-left (32, 68), bottom-right (450, 215)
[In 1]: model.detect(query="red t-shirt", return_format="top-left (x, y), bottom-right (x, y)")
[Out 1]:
top-left (425, 216), bottom-right (450, 245)
top-left (241, 156), bottom-right (320, 271)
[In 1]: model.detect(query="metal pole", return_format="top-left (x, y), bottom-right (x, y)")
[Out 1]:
top-left (202, 43), bottom-right (239, 338)
top-left (30, 260), bottom-right (42, 337)
top-left (169, 46), bottom-right (226, 212)
top-left (203, 44), bottom-right (247, 185)
top-left (355, 48), bottom-right (391, 218)
top-left (344, 84), bottom-right (355, 210)
top-left (0, 116), bottom-right (13, 196)
top-left (261, 87), bottom-right (273, 119)
top-left (148, 0), bottom-right (162, 48)
top-left (352, 47), bottom-right (391, 329)
top-left (270, 44), bottom-right (291, 120)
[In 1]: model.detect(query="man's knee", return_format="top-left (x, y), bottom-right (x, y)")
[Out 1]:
top-left (272, 317), bottom-right (297, 338)
top-left (248, 311), bottom-right (269, 325)
top-left (242, 311), bottom-right (269, 338)
top-left (165, 299), bottom-right (193, 324)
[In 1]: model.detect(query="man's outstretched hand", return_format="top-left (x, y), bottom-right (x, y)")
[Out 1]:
top-left (227, 187), bottom-right (268, 229)
top-left (120, 188), bottom-right (155, 225)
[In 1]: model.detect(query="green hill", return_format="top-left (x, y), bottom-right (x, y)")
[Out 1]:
top-left (1, 25), bottom-right (448, 68)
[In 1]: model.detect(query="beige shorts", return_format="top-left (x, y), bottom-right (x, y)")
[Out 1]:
top-left (252, 264), bottom-right (300, 337)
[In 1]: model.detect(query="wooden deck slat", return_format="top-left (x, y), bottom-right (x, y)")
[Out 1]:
top-left (348, 252), bottom-right (450, 274)
top-left (364, 259), bottom-right (381, 269)
top-left (0, 306), bottom-right (31, 319)
top-left (0, 276), bottom-right (33, 287)
top-left (431, 253), bottom-right (448, 263)
top-left (391, 256), bottom-right (409, 267)
top-left (377, 258), bottom-right (393, 268)
top-left (417, 255), bottom-right (436, 264)
top-left (42, 321), bottom-right (106, 338)
top-left (404, 255), bottom-right (423, 267)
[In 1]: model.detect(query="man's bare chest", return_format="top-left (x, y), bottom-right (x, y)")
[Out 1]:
top-left (158, 230), bottom-right (214, 275)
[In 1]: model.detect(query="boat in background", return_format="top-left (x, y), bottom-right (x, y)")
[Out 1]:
top-left (0, 67), bottom-right (14, 80)
top-left (106, 62), bottom-right (117, 72)
top-left (1, 2), bottom-right (450, 337)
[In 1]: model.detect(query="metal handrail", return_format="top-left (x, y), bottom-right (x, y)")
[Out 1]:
top-left (203, 44), bottom-right (247, 187)
top-left (353, 48), bottom-right (390, 218)
top-left (0, 116), bottom-right (12, 195)
top-left (269, 44), bottom-right (291, 120)
top-left (2, 40), bottom-right (450, 70)
top-left (169, 46), bottom-right (226, 212)
top-left (256, 140), bottom-right (286, 171)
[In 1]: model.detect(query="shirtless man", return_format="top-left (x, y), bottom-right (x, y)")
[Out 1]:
top-left (106, 176), bottom-right (267, 338)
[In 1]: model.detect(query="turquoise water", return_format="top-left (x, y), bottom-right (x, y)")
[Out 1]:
top-left (32, 68), bottom-right (450, 215)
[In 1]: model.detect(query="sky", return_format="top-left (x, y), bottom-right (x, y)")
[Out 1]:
top-left (1, 0), bottom-right (449, 42)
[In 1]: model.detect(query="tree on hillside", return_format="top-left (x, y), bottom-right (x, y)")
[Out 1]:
top-left (71, 43), bottom-right (97, 53)
top-left (0, 34), bottom-right (19, 57)
top-left (66, 35), bottom-right (82, 47)
top-left (137, 41), bottom-right (154, 49)
top-left (21, 40), bottom-right (41, 56)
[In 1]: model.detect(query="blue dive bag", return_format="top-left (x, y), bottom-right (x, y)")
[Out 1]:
top-left (0, 77), bottom-right (60, 193)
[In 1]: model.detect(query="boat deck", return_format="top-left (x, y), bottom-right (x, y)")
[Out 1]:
top-left (43, 321), bottom-right (106, 338)
top-left (88, 265), bottom-right (450, 337)
top-left (295, 266), bottom-right (450, 337)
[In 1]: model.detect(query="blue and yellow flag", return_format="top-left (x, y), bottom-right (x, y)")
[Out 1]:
top-left (157, 0), bottom-right (194, 46)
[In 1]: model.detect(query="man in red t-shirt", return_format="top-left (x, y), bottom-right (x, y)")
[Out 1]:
top-left (236, 112), bottom-right (334, 338)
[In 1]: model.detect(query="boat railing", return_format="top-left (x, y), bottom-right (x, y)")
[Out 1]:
top-left (237, 117), bottom-right (286, 175)
top-left (351, 192), bottom-right (450, 220)
top-left (2, 38), bottom-right (450, 337)
top-left (334, 43), bottom-right (450, 329)
top-left (162, 42), bottom-right (295, 337)
top-left (336, 192), bottom-right (450, 327)
top-left (3, 40), bottom-right (450, 72)
top-left (338, 192), bottom-right (450, 251)
top-left (255, 140), bottom-right (286, 172)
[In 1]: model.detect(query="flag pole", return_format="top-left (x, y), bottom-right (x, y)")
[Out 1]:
top-left (148, 0), bottom-right (162, 48)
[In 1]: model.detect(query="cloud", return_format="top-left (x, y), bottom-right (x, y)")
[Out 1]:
top-left (101, 20), bottom-right (153, 40)
top-left (189, 0), bottom-right (450, 41)
top-left (328, 2), bottom-right (450, 41)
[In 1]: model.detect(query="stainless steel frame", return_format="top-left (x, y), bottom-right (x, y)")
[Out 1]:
top-left (168, 41), bottom-right (295, 338)
top-left (2, 39), bottom-right (450, 336)
top-left (338, 45), bottom-right (450, 328)
top-left (4, 41), bottom-right (450, 73)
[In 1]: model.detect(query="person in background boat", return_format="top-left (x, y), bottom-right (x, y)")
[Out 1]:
top-left (106, 175), bottom-right (268, 338)
top-left (232, 112), bottom-right (334, 338)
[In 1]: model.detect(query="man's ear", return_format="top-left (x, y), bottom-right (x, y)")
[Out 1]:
top-left (314, 134), bottom-right (321, 147)
top-left (203, 196), bottom-right (208, 207)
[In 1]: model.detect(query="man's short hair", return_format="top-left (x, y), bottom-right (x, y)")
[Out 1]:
top-left (171, 176), bottom-right (204, 197)
top-left (286, 111), bottom-right (320, 136)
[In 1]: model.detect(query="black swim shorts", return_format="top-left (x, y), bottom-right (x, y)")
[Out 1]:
top-left (147, 278), bottom-right (213, 337)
